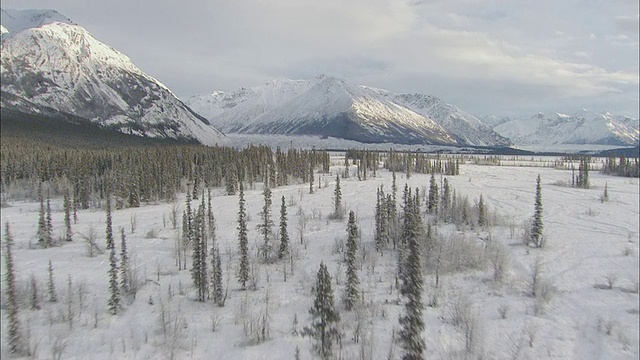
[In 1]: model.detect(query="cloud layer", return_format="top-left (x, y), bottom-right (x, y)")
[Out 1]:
top-left (2, 0), bottom-right (639, 117)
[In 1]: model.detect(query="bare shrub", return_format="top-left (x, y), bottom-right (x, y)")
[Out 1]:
top-left (604, 273), bottom-right (618, 290)
top-left (448, 297), bottom-right (483, 354)
top-left (497, 304), bottom-right (509, 319)
top-left (487, 242), bottom-right (510, 284)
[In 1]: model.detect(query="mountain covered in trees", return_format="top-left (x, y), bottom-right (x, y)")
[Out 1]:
top-left (489, 110), bottom-right (639, 146)
top-left (186, 75), bottom-right (509, 146)
top-left (0, 9), bottom-right (225, 145)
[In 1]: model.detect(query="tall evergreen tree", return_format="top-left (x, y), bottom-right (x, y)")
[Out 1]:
top-left (192, 198), bottom-right (208, 302)
top-left (45, 193), bottom-right (53, 245)
top-left (4, 223), bottom-right (24, 355)
top-left (258, 182), bottom-right (274, 262)
top-left (344, 211), bottom-right (361, 310)
top-left (47, 260), bottom-right (58, 302)
top-left (210, 246), bottom-right (224, 306)
top-left (304, 262), bottom-right (341, 360)
top-left (477, 194), bottom-right (486, 227)
top-left (530, 174), bottom-right (544, 248)
top-left (278, 196), bottom-right (289, 259)
top-left (105, 194), bottom-right (121, 314)
top-left (427, 173), bottom-right (439, 215)
top-left (398, 191), bottom-right (426, 360)
top-left (442, 178), bottom-right (451, 222)
top-left (331, 174), bottom-right (343, 219)
top-left (237, 183), bottom-right (249, 289)
top-left (374, 186), bottom-right (385, 253)
top-left (119, 228), bottom-right (130, 295)
top-left (64, 187), bottom-right (73, 241)
top-left (37, 182), bottom-right (48, 247)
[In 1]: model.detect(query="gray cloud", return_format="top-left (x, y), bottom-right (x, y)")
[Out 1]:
top-left (2, 0), bottom-right (638, 117)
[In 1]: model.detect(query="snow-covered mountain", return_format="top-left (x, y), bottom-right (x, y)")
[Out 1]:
top-left (493, 111), bottom-right (639, 146)
top-left (186, 76), bottom-right (512, 146)
top-left (1, 9), bottom-right (224, 145)
top-left (375, 91), bottom-right (511, 146)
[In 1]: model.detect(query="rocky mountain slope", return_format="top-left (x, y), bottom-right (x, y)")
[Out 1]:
top-left (1, 9), bottom-right (224, 145)
top-left (186, 76), bottom-right (510, 146)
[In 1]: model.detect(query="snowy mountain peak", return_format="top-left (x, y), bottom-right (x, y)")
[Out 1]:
top-left (493, 110), bottom-right (639, 146)
top-left (0, 8), bottom-right (74, 35)
top-left (187, 76), bottom-right (514, 145)
top-left (1, 8), bottom-right (224, 145)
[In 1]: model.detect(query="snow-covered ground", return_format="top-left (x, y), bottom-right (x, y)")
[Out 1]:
top-left (1, 156), bottom-right (638, 359)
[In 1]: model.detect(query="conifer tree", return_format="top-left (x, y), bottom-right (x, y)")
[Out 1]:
top-left (192, 197), bottom-right (208, 302)
top-left (427, 173), bottom-right (439, 215)
top-left (64, 187), bottom-right (72, 241)
top-left (331, 174), bottom-right (343, 219)
top-left (4, 223), bottom-right (24, 355)
top-left (210, 246), bottom-right (224, 306)
top-left (304, 262), bottom-right (341, 359)
top-left (278, 196), bottom-right (289, 259)
top-left (47, 260), bottom-right (58, 302)
top-left (237, 182), bottom-right (249, 289)
top-left (442, 178), bottom-right (451, 222)
top-left (106, 194), bottom-right (121, 314)
top-left (375, 186), bottom-right (385, 253)
top-left (258, 182), bottom-right (274, 262)
top-left (530, 174), bottom-right (544, 248)
top-left (344, 211), bottom-right (361, 310)
top-left (30, 274), bottom-right (40, 310)
top-left (477, 194), bottom-right (486, 227)
top-left (119, 228), bottom-right (130, 295)
top-left (45, 194), bottom-right (53, 245)
top-left (398, 191), bottom-right (426, 359)
top-left (37, 182), bottom-right (48, 247)
top-left (310, 162), bottom-right (314, 194)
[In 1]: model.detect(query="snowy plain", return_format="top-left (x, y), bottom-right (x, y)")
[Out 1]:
top-left (1, 155), bottom-right (638, 360)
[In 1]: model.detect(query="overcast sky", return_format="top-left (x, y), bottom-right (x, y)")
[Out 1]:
top-left (3, 0), bottom-right (639, 117)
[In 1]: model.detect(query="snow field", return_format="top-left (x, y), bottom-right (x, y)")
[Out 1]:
top-left (1, 155), bottom-right (638, 359)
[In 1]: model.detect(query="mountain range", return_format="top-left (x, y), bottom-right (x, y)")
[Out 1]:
top-left (1, 8), bottom-right (637, 149)
top-left (0, 9), bottom-right (224, 145)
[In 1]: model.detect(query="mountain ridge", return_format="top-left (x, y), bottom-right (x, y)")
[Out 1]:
top-left (1, 8), bottom-right (225, 146)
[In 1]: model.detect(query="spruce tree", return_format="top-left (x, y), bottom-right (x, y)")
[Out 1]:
top-left (344, 211), bottom-right (361, 310)
top-left (106, 194), bottom-right (121, 314)
top-left (309, 162), bottom-right (314, 194)
top-left (258, 182), bottom-right (274, 262)
top-left (64, 187), bottom-right (72, 241)
top-left (398, 191), bottom-right (426, 360)
top-left (331, 174), bottom-right (343, 219)
top-left (30, 274), bottom-right (40, 310)
top-left (119, 228), bottom-right (130, 295)
top-left (45, 194), bottom-right (53, 246)
top-left (211, 246), bottom-right (224, 306)
top-left (442, 178), bottom-right (451, 222)
top-left (304, 262), bottom-right (341, 359)
top-left (37, 182), bottom-right (48, 247)
top-left (237, 182), bottom-right (249, 289)
top-left (278, 196), bottom-right (289, 259)
top-left (374, 186), bottom-right (385, 253)
top-left (530, 174), bottom-right (544, 248)
top-left (477, 194), bottom-right (486, 227)
top-left (427, 173), bottom-right (439, 215)
top-left (47, 260), bottom-right (58, 302)
top-left (4, 223), bottom-right (24, 355)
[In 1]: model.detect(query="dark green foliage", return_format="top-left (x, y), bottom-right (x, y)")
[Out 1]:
top-left (477, 194), bottom-right (486, 227)
top-left (304, 262), bottom-right (341, 360)
top-left (192, 196), bottom-right (208, 302)
top-left (106, 194), bottom-right (121, 314)
top-left (427, 173), bottom-right (438, 215)
top-left (530, 174), bottom-right (544, 248)
top-left (237, 183), bottom-right (249, 289)
top-left (398, 191), bottom-right (426, 360)
top-left (47, 260), bottom-right (58, 302)
top-left (344, 211), bottom-right (361, 310)
top-left (119, 228), bottom-right (130, 295)
top-left (279, 196), bottom-right (289, 259)
top-left (258, 182), bottom-right (274, 262)
top-left (601, 155), bottom-right (639, 178)
top-left (575, 157), bottom-right (590, 189)
top-left (64, 187), bottom-right (72, 241)
top-left (329, 174), bottom-right (344, 220)
top-left (4, 223), bottom-right (25, 355)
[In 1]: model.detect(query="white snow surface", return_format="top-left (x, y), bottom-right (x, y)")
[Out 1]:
top-left (1, 9), bottom-right (225, 146)
top-left (0, 9), bottom-right (74, 35)
top-left (1, 157), bottom-right (638, 360)
top-left (493, 111), bottom-right (639, 147)
top-left (189, 76), bottom-right (511, 145)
